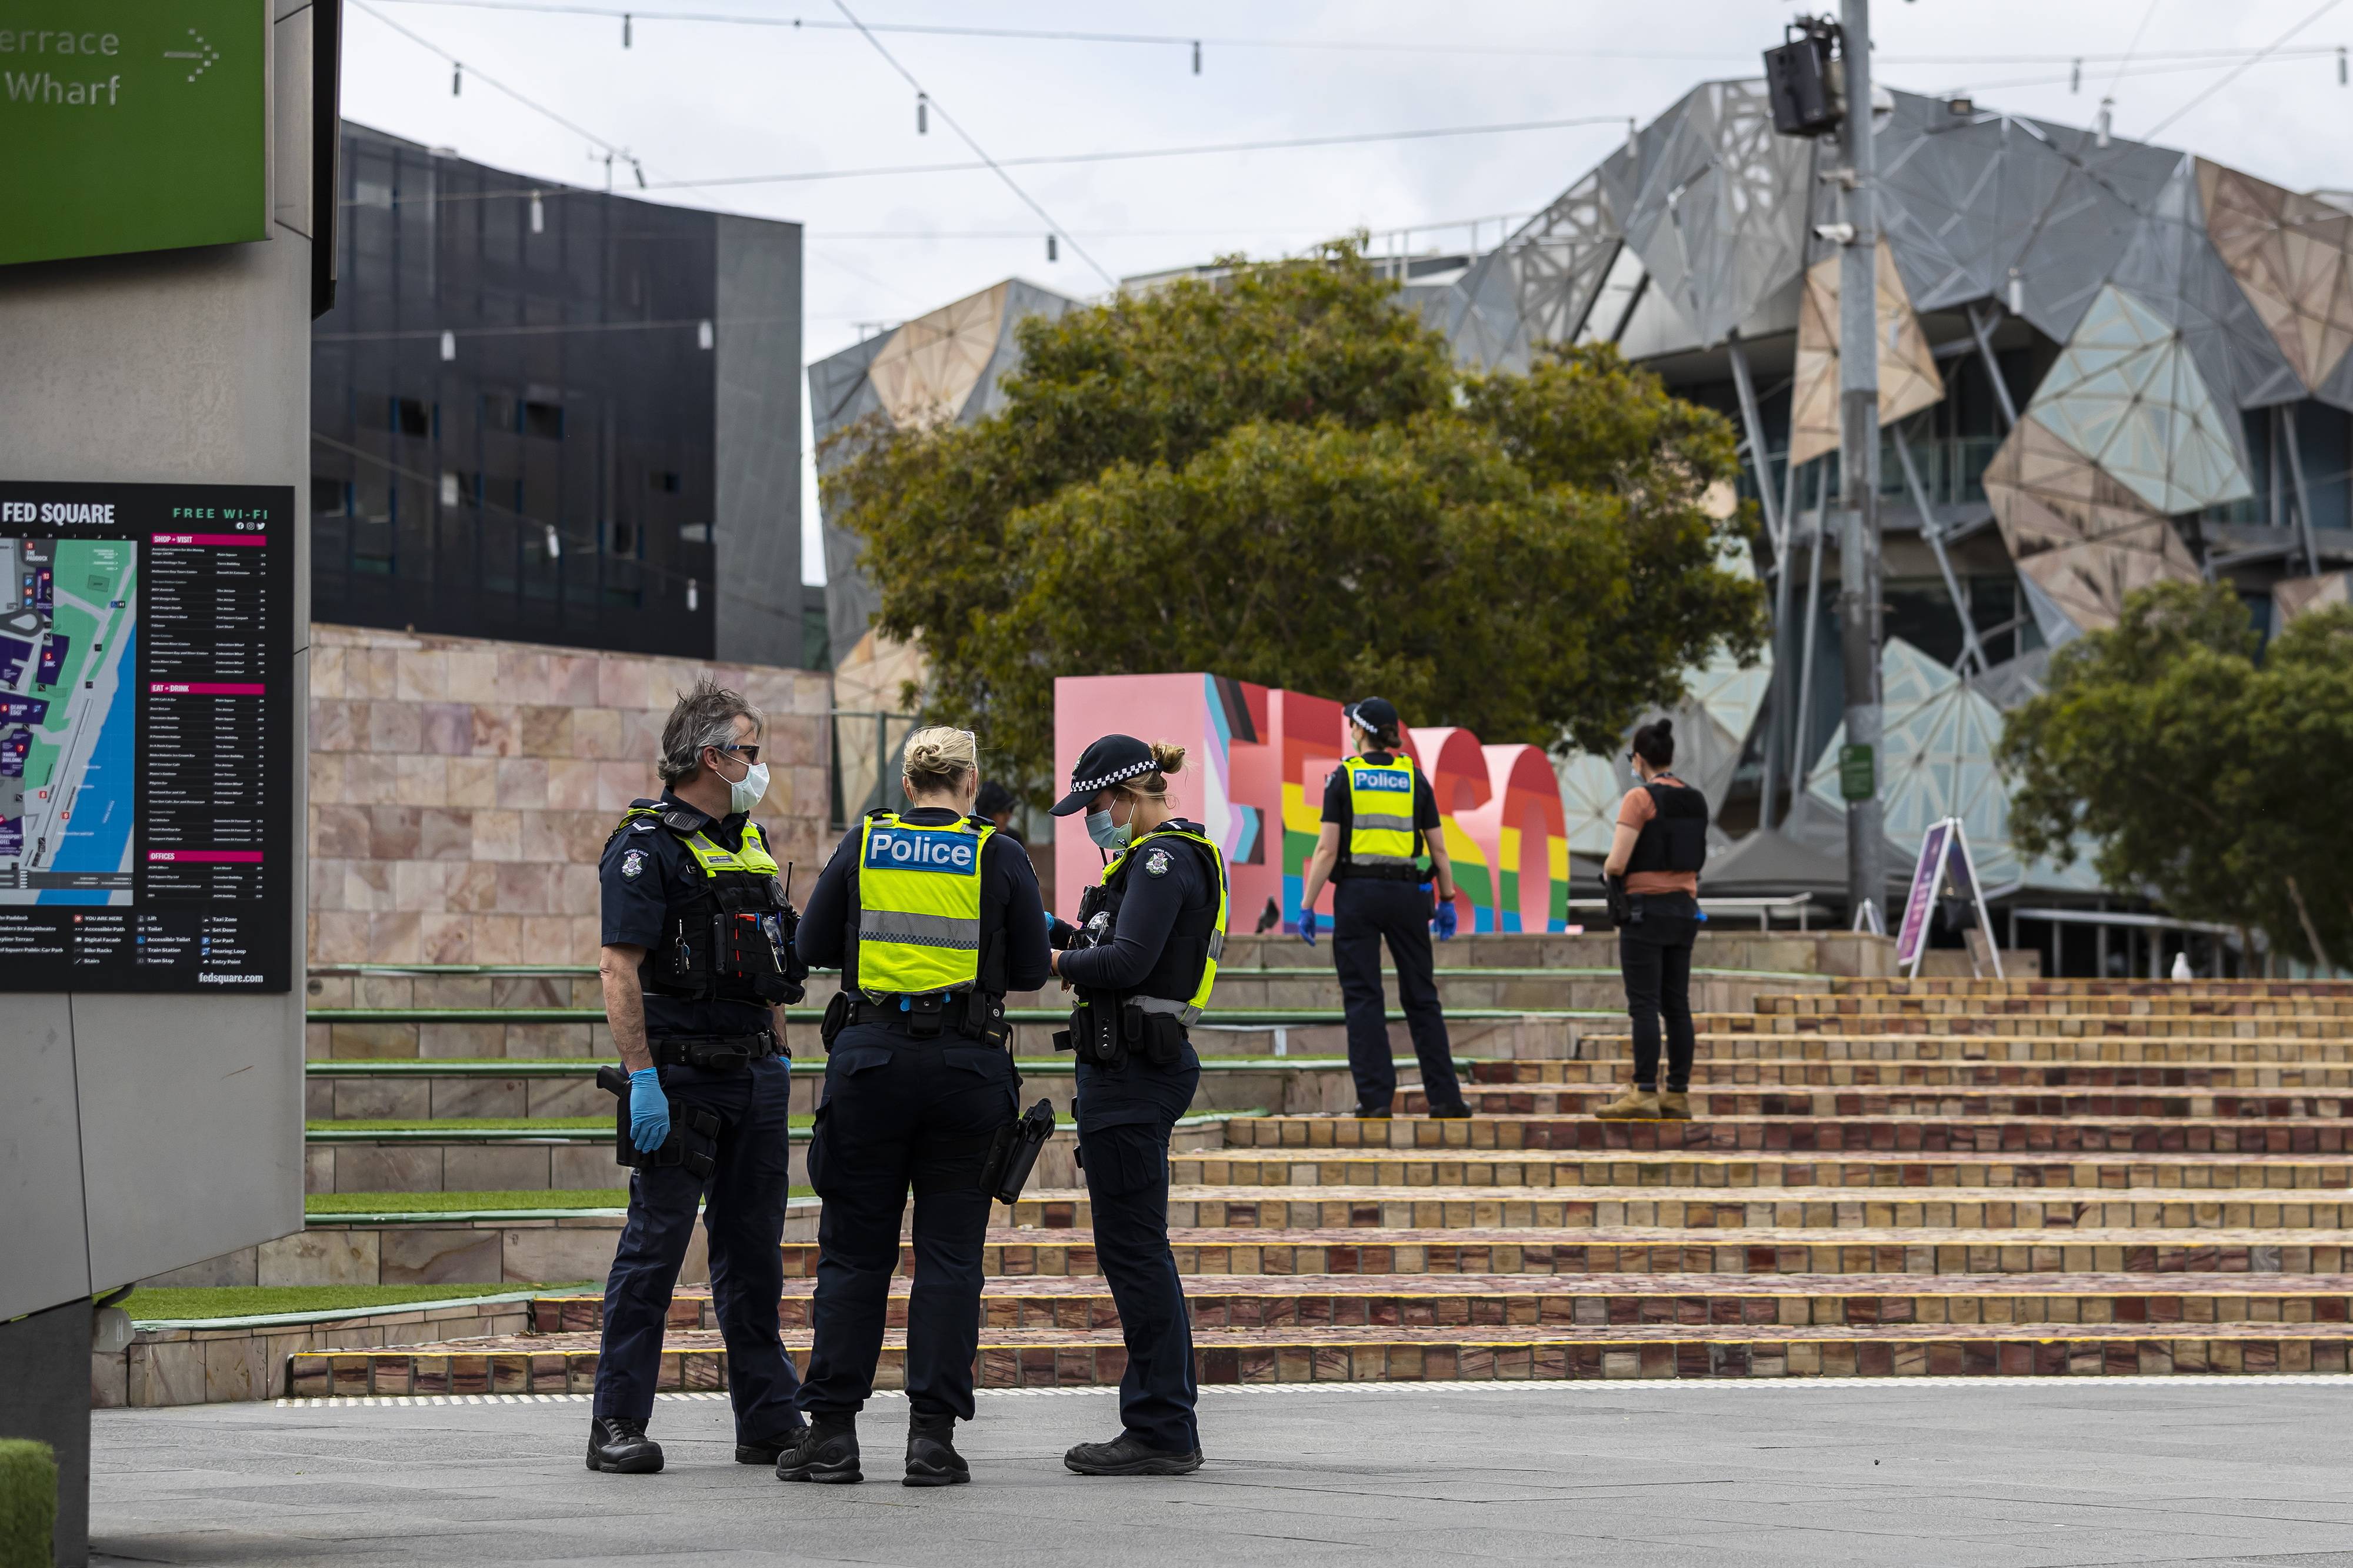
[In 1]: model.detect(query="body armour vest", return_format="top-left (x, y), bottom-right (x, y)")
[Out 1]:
top-left (611, 805), bottom-right (798, 1007)
top-left (1624, 780), bottom-right (1709, 876)
top-left (1341, 755), bottom-right (1421, 874)
top-left (1075, 823), bottom-right (1229, 1025)
top-left (854, 809), bottom-right (996, 997)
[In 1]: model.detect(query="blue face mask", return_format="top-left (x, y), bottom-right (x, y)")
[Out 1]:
top-left (1084, 807), bottom-right (1131, 850)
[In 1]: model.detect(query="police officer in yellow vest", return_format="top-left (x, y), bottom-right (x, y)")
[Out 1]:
top-left (589, 680), bottom-right (808, 1476)
top-left (1046, 735), bottom-right (1225, 1476)
top-left (1296, 698), bottom-right (1471, 1119)
top-left (779, 726), bottom-right (1049, 1486)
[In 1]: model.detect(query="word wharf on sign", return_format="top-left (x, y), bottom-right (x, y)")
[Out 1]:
top-left (863, 828), bottom-right (979, 874)
top-left (3, 71), bottom-right (120, 106)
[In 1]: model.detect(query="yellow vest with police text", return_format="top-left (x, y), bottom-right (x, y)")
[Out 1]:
top-left (856, 810), bottom-right (994, 996)
top-left (1342, 755), bottom-right (1420, 870)
top-left (1101, 825), bottom-right (1228, 1025)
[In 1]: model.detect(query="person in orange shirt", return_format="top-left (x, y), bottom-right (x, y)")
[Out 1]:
top-left (1595, 718), bottom-right (1708, 1120)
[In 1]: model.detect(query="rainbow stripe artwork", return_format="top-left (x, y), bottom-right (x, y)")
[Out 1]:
top-left (1053, 673), bottom-right (1581, 933)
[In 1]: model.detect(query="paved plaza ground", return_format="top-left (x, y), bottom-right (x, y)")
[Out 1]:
top-left (89, 1378), bottom-right (2353, 1566)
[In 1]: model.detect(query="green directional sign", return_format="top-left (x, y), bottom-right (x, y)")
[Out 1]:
top-left (0, 0), bottom-right (266, 267)
top-left (1838, 743), bottom-right (1877, 803)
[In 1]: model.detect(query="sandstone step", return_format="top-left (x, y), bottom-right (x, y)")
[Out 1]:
top-left (1674, 1013), bottom-right (2353, 1039)
top-left (1829, 979), bottom-right (2353, 1000)
top-left (999, 1184), bottom-right (2353, 1234)
top-left (779, 1227), bottom-right (2353, 1280)
top-left (1221, 1113), bottom-right (2353, 1154)
top-left (284, 1318), bottom-right (2353, 1397)
top-left (1575, 1034), bottom-right (2353, 1063)
top-left (1755, 995), bottom-right (2353, 1020)
top-left (1169, 1149), bottom-right (2353, 1191)
top-left (1433, 1085), bottom-right (2353, 1120)
top-left (1468, 1059), bottom-right (2353, 1090)
top-left (532, 1273), bottom-right (2353, 1335)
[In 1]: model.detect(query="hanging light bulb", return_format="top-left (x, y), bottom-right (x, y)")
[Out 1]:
top-left (451, 65), bottom-right (462, 96)
top-left (439, 329), bottom-right (456, 362)
top-left (2007, 269), bottom-right (2024, 316)
top-left (1046, 234), bottom-right (1058, 262)
top-left (1191, 39), bottom-right (1201, 75)
top-left (622, 12), bottom-right (631, 47)
top-left (916, 93), bottom-right (928, 135)
top-left (529, 191), bottom-right (545, 233)
top-left (632, 159), bottom-right (646, 189)
top-left (2095, 98), bottom-right (2112, 148)
top-left (686, 578), bottom-right (699, 612)
top-left (697, 319), bottom-right (714, 350)
top-left (1624, 117), bottom-right (1638, 160)
top-left (2339, 46), bottom-right (2347, 85)
top-left (545, 525), bottom-right (562, 561)
top-left (2069, 58), bottom-right (2081, 94)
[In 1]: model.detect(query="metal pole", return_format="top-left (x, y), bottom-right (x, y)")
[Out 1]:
top-left (1735, 337), bottom-right (1792, 830)
top-left (1727, 338), bottom-right (1784, 548)
top-left (1892, 424), bottom-right (1988, 675)
top-left (1967, 302), bottom-right (2017, 429)
top-left (2280, 407), bottom-right (2322, 576)
top-left (1792, 464), bottom-right (1828, 796)
top-left (1837, 0), bottom-right (1887, 932)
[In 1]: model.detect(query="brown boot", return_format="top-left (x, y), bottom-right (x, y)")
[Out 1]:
top-left (1594, 1087), bottom-right (1662, 1120)
top-left (1655, 1090), bottom-right (1692, 1119)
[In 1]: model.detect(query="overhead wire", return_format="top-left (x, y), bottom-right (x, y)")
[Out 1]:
top-left (2145, 0), bottom-right (2347, 135)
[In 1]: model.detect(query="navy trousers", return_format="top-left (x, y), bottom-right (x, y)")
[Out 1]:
top-left (795, 1024), bottom-right (1015, 1420)
top-left (1076, 1046), bottom-right (1201, 1453)
top-left (1332, 877), bottom-right (1462, 1112)
top-left (593, 1053), bottom-right (801, 1442)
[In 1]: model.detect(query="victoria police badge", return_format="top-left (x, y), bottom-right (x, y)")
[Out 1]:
top-left (1144, 848), bottom-right (1172, 878)
top-left (621, 848), bottom-right (646, 879)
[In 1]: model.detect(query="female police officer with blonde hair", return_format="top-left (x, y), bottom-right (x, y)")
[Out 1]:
top-left (781, 726), bottom-right (1049, 1486)
top-left (1045, 733), bottom-right (1226, 1476)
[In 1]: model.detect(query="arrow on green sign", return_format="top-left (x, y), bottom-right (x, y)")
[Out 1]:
top-left (162, 28), bottom-right (219, 82)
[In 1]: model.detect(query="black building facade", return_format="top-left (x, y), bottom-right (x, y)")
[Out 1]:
top-left (310, 123), bottom-right (809, 665)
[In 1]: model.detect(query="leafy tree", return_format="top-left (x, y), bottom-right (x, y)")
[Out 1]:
top-left (822, 243), bottom-right (1765, 795)
top-left (1999, 582), bottom-right (2353, 969)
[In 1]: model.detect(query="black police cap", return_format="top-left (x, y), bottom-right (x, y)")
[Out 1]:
top-left (1050, 733), bottom-right (1157, 816)
top-left (1346, 696), bottom-right (1399, 736)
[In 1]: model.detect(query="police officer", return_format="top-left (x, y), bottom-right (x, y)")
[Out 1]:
top-left (589, 679), bottom-right (808, 1474)
top-left (1046, 735), bottom-right (1223, 1477)
top-left (1597, 717), bottom-right (1708, 1120)
top-left (779, 726), bottom-right (1048, 1486)
top-left (1294, 698), bottom-right (1471, 1120)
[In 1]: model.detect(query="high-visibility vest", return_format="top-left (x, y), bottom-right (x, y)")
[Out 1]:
top-left (855, 809), bottom-right (994, 996)
top-left (609, 805), bottom-right (792, 1004)
top-left (1098, 825), bottom-right (1228, 1025)
top-left (1342, 755), bottom-right (1421, 870)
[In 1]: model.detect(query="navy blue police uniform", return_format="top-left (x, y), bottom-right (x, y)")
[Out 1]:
top-left (594, 792), bottom-right (807, 1453)
top-left (1320, 754), bottom-right (1466, 1115)
top-left (791, 808), bottom-right (1049, 1433)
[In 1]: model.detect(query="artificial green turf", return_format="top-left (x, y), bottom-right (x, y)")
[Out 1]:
top-left (119, 1283), bottom-right (594, 1323)
top-left (302, 1187), bottom-right (816, 1213)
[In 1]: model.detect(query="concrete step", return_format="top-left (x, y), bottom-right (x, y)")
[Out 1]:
top-left (1574, 1034), bottom-right (2353, 1063)
top-left (1426, 1084), bottom-right (2353, 1120)
top-left (283, 1317), bottom-right (2353, 1397)
top-left (1221, 1112), bottom-right (2353, 1155)
top-left (531, 1273), bottom-right (2353, 1335)
top-left (998, 1185), bottom-right (2353, 1235)
top-left (777, 1227), bottom-right (2353, 1280)
top-left (1169, 1148), bottom-right (2353, 1192)
top-left (1831, 979), bottom-right (2353, 1000)
top-left (1469, 1059), bottom-right (2353, 1089)
top-left (1671, 1013), bottom-right (2353, 1039)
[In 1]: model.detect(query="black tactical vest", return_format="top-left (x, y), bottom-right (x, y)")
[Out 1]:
top-left (1624, 779), bottom-right (1709, 876)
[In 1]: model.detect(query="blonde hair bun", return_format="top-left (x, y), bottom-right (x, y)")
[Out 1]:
top-left (902, 726), bottom-right (979, 792)
top-left (1146, 741), bottom-right (1186, 775)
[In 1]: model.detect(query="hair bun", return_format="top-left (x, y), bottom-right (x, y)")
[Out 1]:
top-left (1147, 741), bottom-right (1187, 775)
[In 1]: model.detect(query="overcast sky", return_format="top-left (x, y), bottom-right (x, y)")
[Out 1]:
top-left (339, 0), bottom-right (2353, 583)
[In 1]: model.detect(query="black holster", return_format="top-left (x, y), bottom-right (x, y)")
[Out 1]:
top-left (595, 1065), bottom-right (722, 1179)
top-left (978, 1098), bottom-right (1056, 1203)
top-left (1606, 875), bottom-right (1638, 928)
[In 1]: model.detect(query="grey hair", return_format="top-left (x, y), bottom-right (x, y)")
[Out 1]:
top-left (657, 678), bottom-right (764, 784)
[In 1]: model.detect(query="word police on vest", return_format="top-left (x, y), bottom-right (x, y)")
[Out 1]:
top-left (1352, 768), bottom-right (1413, 793)
top-left (863, 826), bottom-right (978, 874)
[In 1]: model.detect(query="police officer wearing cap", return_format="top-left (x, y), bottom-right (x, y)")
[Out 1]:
top-left (589, 679), bottom-right (808, 1476)
top-left (780, 725), bottom-right (1049, 1487)
top-left (1047, 734), bottom-right (1225, 1476)
top-left (1295, 698), bottom-right (1472, 1120)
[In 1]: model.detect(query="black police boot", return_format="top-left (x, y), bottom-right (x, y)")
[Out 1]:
top-left (775, 1412), bottom-right (861, 1484)
top-left (586, 1415), bottom-right (664, 1474)
top-left (735, 1423), bottom-right (806, 1466)
top-left (1064, 1430), bottom-right (1204, 1477)
top-left (1425, 1100), bottom-right (1474, 1119)
top-left (1351, 1100), bottom-right (1394, 1119)
top-left (903, 1409), bottom-right (969, 1487)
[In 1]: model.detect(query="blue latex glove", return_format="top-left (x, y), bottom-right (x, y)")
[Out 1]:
top-left (1299, 909), bottom-right (1319, 947)
top-left (628, 1067), bottom-right (670, 1152)
top-left (1434, 898), bottom-right (1459, 940)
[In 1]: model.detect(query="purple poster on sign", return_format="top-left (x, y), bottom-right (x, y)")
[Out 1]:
top-left (1897, 821), bottom-right (1951, 969)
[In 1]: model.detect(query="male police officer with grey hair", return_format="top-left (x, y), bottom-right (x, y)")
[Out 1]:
top-left (588, 678), bottom-right (809, 1474)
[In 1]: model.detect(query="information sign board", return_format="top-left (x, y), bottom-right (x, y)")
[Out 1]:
top-left (0, 482), bottom-right (292, 991)
top-left (0, 0), bottom-right (268, 267)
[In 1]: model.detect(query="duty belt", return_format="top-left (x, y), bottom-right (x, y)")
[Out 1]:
top-left (1338, 863), bottom-right (1422, 882)
top-left (649, 1031), bottom-right (781, 1070)
top-left (824, 988), bottom-right (1010, 1048)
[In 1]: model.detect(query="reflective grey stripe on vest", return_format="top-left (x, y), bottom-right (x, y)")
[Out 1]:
top-left (858, 912), bottom-right (981, 951)
top-left (1353, 810), bottom-right (1415, 833)
top-left (1134, 994), bottom-right (1204, 1026)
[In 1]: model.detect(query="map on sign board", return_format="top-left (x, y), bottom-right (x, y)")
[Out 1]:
top-left (0, 483), bottom-right (291, 991)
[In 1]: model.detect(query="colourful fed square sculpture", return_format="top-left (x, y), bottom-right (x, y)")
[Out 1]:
top-left (1054, 673), bottom-right (1570, 935)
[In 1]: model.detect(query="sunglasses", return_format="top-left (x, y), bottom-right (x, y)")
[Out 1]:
top-left (712, 743), bottom-right (762, 765)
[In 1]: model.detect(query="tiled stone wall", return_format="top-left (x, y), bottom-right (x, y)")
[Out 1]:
top-left (307, 623), bottom-right (831, 965)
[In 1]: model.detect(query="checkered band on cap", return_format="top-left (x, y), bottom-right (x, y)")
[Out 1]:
top-left (1068, 758), bottom-right (1155, 793)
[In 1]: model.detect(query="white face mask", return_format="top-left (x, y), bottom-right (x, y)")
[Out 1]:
top-left (727, 760), bottom-right (770, 814)
top-left (1084, 807), bottom-right (1129, 850)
